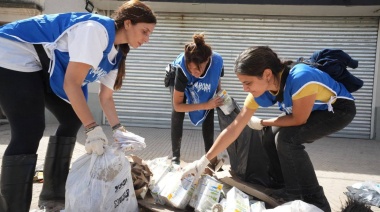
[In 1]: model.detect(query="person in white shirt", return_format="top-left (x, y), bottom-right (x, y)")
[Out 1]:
top-left (0, 1), bottom-right (156, 211)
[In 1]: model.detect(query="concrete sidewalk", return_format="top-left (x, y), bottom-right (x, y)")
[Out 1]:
top-left (1, 121), bottom-right (380, 211)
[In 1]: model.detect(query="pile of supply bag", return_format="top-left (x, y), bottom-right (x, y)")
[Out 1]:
top-left (145, 156), bottom-right (323, 212)
top-left (62, 129), bottom-right (323, 212)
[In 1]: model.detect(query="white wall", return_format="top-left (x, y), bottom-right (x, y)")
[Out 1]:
top-left (43, 0), bottom-right (87, 13)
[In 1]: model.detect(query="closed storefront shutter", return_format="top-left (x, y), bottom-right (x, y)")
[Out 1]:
top-left (113, 12), bottom-right (378, 139)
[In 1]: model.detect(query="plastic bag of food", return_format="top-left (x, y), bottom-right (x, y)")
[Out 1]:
top-left (65, 146), bottom-right (138, 212)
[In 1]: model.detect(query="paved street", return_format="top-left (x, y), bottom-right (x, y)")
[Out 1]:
top-left (0, 121), bottom-right (380, 211)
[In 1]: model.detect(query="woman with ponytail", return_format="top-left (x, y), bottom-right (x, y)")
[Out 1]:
top-left (168, 33), bottom-right (225, 166)
top-left (182, 46), bottom-right (356, 212)
top-left (0, 1), bottom-right (156, 211)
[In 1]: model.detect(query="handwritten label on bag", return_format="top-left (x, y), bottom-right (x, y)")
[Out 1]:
top-left (115, 177), bottom-right (128, 193)
top-left (114, 189), bottom-right (130, 208)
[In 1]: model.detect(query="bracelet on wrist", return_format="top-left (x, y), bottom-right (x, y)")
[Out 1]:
top-left (85, 121), bottom-right (97, 129)
top-left (111, 123), bottom-right (122, 131)
top-left (84, 122), bottom-right (98, 134)
top-left (113, 125), bottom-right (126, 133)
top-left (260, 119), bottom-right (264, 127)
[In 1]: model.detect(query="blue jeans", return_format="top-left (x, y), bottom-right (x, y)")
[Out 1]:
top-left (262, 99), bottom-right (356, 210)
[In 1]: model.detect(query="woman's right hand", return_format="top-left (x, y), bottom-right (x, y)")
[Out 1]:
top-left (85, 126), bottom-right (108, 155)
top-left (207, 96), bottom-right (224, 109)
top-left (181, 155), bottom-right (210, 184)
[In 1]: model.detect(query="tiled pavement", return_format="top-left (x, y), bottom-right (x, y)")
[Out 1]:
top-left (0, 121), bottom-right (380, 211)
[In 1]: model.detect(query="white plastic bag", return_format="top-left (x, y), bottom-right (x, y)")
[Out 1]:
top-left (264, 200), bottom-right (323, 212)
top-left (113, 130), bottom-right (146, 151)
top-left (146, 156), bottom-right (172, 205)
top-left (346, 181), bottom-right (380, 207)
top-left (65, 146), bottom-right (138, 212)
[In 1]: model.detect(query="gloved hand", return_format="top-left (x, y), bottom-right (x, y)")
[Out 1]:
top-left (85, 126), bottom-right (108, 155)
top-left (112, 125), bottom-right (127, 142)
top-left (181, 155), bottom-right (210, 184)
top-left (113, 126), bottom-right (146, 152)
top-left (247, 116), bottom-right (264, 130)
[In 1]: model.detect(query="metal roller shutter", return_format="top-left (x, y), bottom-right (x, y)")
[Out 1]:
top-left (113, 13), bottom-right (378, 139)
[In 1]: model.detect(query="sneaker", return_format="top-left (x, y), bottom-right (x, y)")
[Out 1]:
top-left (38, 200), bottom-right (65, 212)
top-left (171, 157), bottom-right (180, 165)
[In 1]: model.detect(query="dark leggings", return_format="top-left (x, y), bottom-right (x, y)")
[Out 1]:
top-left (170, 86), bottom-right (214, 154)
top-left (262, 99), bottom-right (356, 195)
top-left (0, 67), bottom-right (82, 156)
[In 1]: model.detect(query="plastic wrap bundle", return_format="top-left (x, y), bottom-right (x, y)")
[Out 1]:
top-left (346, 181), bottom-right (380, 207)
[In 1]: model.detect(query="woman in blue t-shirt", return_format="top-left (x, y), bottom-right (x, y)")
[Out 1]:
top-left (169, 33), bottom-right (224, 166)
top-left (0, 1), bottom-right (156, 211)
top-left (182, 46), bottom-right (356, 212)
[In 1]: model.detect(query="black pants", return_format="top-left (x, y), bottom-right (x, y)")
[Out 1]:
top-left (169, 86), bottom-right (214, 157)
top-left (0, 67), bottom-right (82, 156)
top-left (262, 99), bottom-right (356, 195)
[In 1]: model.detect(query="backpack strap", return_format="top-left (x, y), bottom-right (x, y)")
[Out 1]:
top-left (164, 63), bottom-right (176, 87)
top-left (33, 44), bottom-right (52, 93)
top-left (295, 57), bottom-right (321, 67)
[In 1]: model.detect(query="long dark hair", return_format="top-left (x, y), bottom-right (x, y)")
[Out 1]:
top-left (111, 0), bottom-right (157, 90)
top-left (234, 46), bottom-right (292, 102)
top-left (184, 33), bottom-right (212, 70)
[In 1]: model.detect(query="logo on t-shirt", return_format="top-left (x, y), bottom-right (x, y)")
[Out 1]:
top-left (194, 82), bottom-right (211, 93)
top-left (83, 66), bottom-right (108, 85)
top-left (281, 102), bottom-right (293, 114)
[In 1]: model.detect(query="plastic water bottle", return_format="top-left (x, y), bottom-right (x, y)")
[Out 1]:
top-left (217, 89), bottom-right (234, 115)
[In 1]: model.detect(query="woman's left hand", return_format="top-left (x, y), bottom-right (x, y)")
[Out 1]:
top-left (247, 116), bottom-right (264, 130)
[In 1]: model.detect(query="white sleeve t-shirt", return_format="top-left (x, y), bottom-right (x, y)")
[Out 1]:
top-left (0, 21), bottom-right (118, 90)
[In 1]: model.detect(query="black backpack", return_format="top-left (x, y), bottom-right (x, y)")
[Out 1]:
top-left (164, 64), bottom-right (176, 87)
top-left (296, 49), bottom-right (363, 93)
